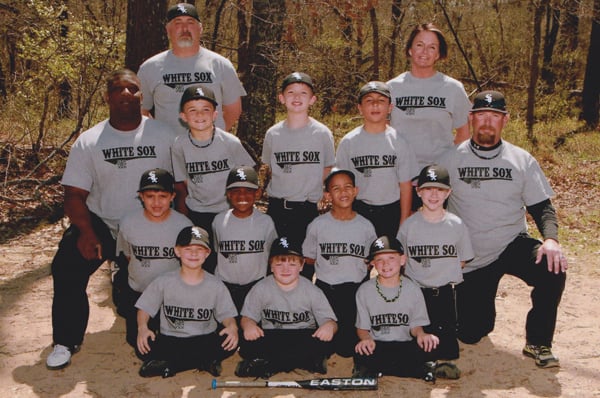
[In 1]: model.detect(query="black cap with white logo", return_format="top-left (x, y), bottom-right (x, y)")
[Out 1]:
top-left (471, 90), bottom-right (508, 114)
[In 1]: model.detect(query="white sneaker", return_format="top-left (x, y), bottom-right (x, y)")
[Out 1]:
top-left (46, 344), bottom-right (77, 370)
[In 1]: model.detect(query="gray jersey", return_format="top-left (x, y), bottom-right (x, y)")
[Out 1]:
top-left (303, 212), bottom-right (377, 284)
top-left (439, 140), bottom-right (554, 271)
top-left (241, 275), bottom-right (337, 330)
top-left (138, 48), bottom-right (246, 134)
top-left (136, 270), bottom-right (237, 338)
top-left (336, 125), bottom-right (418, 205)
top-left (262, 117), bottom-right (335, 202)
top-left (398, 211), bottom-right (473, 288)
top-left (116, 209), bottom-right (192, 292)
top-left (171, 128), bottom-right (255, 213)
top-left (212, 208), bottom-right (277, 285)
top-left (355, 276), bottom-right (429, 342)
top-left (387, 71), bottom-right (471, 171)
top-left (61, 117), bottom-right (174, 235)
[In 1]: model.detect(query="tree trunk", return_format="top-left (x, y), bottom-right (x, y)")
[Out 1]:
top-left (526, 0), bottom-right (549, 143)
top-left (541, 4), bottom-right (560, 91)
top-left (369, 6), bottom-right (380, 80)
top-left (125, 0), bottom-right (169, 72)
top-left (558, 0), bottom-right (579, 52)
top-left (580, 0), bottom-right (600, 128)
top-left (388, 0), bottom-right (404, 79)
top-left (237, 0), bottom-right (286, 155)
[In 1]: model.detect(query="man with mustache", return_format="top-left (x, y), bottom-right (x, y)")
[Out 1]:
top-left (138, 3), bottom-right (246, 135)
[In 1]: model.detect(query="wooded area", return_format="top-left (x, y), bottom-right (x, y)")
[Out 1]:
top-left (0, 0), bottom-right (598, 164)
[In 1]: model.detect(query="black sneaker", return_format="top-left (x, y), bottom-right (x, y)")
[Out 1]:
top-left (139, 359), bottom-right (174, 378)
top-left (308, 357), bottom-right (327, 374)
top-left (423, 361), bottom-right (436, 383)
top-left (202, 360), bottom-right (222, 377)
top-left (434, 362), bottom-right (461, 379)
top-left (235, 358), bottom-right (273, 378)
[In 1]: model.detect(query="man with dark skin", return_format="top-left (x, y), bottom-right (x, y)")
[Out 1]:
top-left (46, 69), bottom-right (174, 370)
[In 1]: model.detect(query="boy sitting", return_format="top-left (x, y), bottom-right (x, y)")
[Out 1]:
top-left (236, 237), bottom-right (338, 378)
top-left (135, 226), bottom-right (238, 378)
top-left (353, 236), bottom-right (460, 381)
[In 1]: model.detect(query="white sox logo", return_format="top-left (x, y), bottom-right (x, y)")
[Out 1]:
top-left (279, 237), bottom-right (289, 248)
top-left (427, 169), bottom-right (438, 181)
top-left (177, 4), bottom-right (188, 14)
top-left (148, 171), bottom-right (159, 184)
top-left (191, 227), bottom-right (203, 239)
top-left (485, 93), bottom-right (493, 104)
top-left (236, 168), bottom-right (247, 180)
top-left (375, 239), bottom-right (385, 249)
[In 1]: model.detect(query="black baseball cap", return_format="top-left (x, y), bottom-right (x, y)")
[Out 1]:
top-left (167, 3), bottom-right (200, 22)
top-left (324, 168), bottom-right (355, 191)
top-left (138, 168), bottom-right (175, 193)
top-left (269, 237), bottom-right (303, 258)
top-left (281, 72), bottom-right (314, 92)
top-left (358, 81), bottom-right (391, 103)
top-left (180, 84), bottom-right (218, 111)
top-left (471, 90), bottom-right (508, 114)
top-left (226, 166), bottom-right (259, 190)
top-left (366, 236), bottom-right (404, 262)
top-left (176, 226), bottom-right (211, 249)
top-left (417, 164), bottom-right (451, 189)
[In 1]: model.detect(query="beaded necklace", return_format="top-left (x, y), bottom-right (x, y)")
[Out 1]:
top-left (188, 127), bottom-right (215, 149)
top-left (375, 276), bottom-right (402, 303)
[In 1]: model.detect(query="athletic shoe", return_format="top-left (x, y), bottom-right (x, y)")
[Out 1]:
top-left (202, 360), bottom-right (222, 377)
top-left (235, 358), bottom-right (273, 379)
top-left (434, 362), bottom-right (461, 379)
top-left (308, 357), bottom-right (327, 374)
top-left (522, 344), bottom-right (560, 368)
top-left (139, 359), bottom-right (174, 378)
top-left (46, 344), bottom-right (80, 370)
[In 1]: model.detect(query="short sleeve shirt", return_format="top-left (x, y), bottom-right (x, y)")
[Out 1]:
top-left (138, 49), bottom-right (246, 134)
top-left (355, 277), bottom-right (429, 342)
top-left (398, 211), bottom-right (473, 288)
top-left (136, 271), bottom-right (237, 338)
top-left (171, 128), bottom-right (255, 213)
top-left (336, 125), bottom-right (418, 205)
top-left (241, 276), bottom-right (337, 330)
top-left (439, 140), bottom-right (554, 271)
top-left (387, 71), bottom-right (471, 171)
top-left (262, 117), bottom-right (335, 202)
top-left (61, 117), bottom-right (174, 235)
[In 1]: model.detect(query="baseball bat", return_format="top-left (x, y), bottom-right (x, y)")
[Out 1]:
top-left (212, 376), bottom-right (378, 390)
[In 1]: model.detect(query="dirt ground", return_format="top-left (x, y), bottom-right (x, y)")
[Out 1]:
top-left (0, 219), bottom-right (598, 398)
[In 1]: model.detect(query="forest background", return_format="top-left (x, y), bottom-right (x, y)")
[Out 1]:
top-left (0, 0), bottom-right (598, 235)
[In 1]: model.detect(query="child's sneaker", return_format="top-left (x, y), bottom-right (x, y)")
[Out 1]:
top-left (46, 344), bottom-right (80, 370)
top-left (235, 358), bottom-right (273, 378)
top-left (202, 360), bottom-right (222, 377)
top-left (522, 344), bottom-right (560, 368)
top-left (434, 362), bottom-right (461, 379)
top-left (139, 359), bottom-right (174, 378)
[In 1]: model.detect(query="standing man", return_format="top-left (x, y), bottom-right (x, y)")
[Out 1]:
top-left (46, 69), bottom-right (175, 370)
top-left (138, 3), bottom-right (246, 134)
top-left (440, 91), bottom-right (567, 368)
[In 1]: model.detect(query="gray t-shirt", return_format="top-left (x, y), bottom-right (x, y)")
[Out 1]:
top-left (439, 140), bottom-right (554, 272)
top-left (355, 276), bottom-right (429, 342)
top-left (117, 209), bottom-right (192, 292)
top-left (241, 275), bottom-right (337, 330)
top-left (136, 270), bottom-right (237, 338)
top-left (387, 71), bottom-right (471, 171)
top-left (212, 208), bottom-right (277, 285)
top-left (303, 212), bottom-right (377, 284)
top-left (262, 117), bottom-right (335, 202)
top-left (138, 48), bottom-right (246, 134)
top-left (398, 211), bottom-right (473, 288)
top-left (336, 125), bottom-right (418, 205)
top-left (61, 117), bottom-right (175, 235)
top-left (171, 128), bottom-right (255, 213)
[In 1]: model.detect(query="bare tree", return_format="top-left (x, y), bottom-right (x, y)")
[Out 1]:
top-left (581, 0), bottom-right (600, 128)
top-left (526, 0), bottom-right (550, 142)
top-left (237, 0), bottom-right (286, 154)
top-left (125, 0), bottom-right (168, 72)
